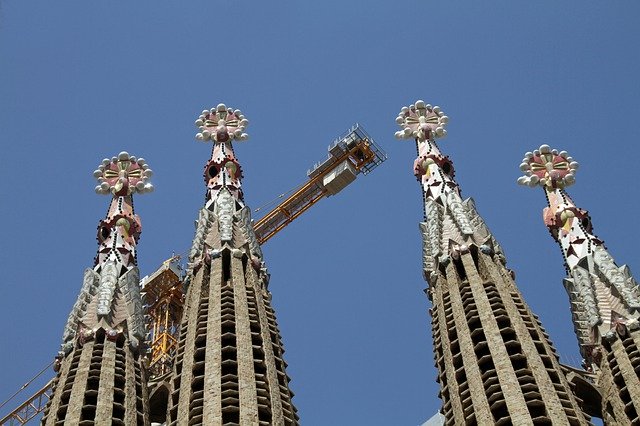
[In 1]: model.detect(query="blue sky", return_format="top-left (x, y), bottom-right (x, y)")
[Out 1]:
top-left (1, 2), bottom-right (639, 424)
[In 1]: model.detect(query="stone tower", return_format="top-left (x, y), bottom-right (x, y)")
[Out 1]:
top-left (42, 151), bottom-right (154, 425)
top-left (395, 101), bottom-right (591, 425)
top-left (167, 104), bottom-right (298, 425)
top-left (519, 145), bottom-right (640, 423)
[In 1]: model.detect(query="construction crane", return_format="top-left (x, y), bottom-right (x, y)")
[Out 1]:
top-left (0, 381), bottom-right (53, 426)
top-left (254, 123), bottom-right (386, 244)
top-left (0, 123), bottom-right (386, 425)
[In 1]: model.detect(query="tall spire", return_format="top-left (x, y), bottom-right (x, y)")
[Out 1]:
top-left (167, 104), bottom-right (298, 425)
top-left (42, 152), bottom-right (153, 425)
top-left (396, 101), bottom-right (590, 424)
top-left (520, 145), bottom-right (640, 422)
top-left (395, 101), bottom-right (506, 282)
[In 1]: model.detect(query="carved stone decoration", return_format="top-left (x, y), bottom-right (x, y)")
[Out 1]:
top-left (96, 261), bottom-right (119, 317)
top-left (238, 205), bottom-right (263, 260)
top-left (421, 201), bottom-right (442, 275)
top-left (592, 246), bottom-right (640, 309)
top-left (570, 266), bottom-right (602, 327)
top-left (215, 188), bottom-right (235, 242)
top-left (187, 208), bottom-right (215, 274)
top-left (463, 197), bottom-right (506, 263)
top-left (119, 266), bottom-right (145, 342)
top-left (61, 268), bottom-right (100, 353)
top-left (444, 187), bottom-right (474, 236)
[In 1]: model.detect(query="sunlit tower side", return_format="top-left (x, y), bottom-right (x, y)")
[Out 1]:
top-left (519, 145), bottom-right (640, 423)
top-left (395, 101), bottom-right (591, 425)
top-left (41, 152), bottom-right (154, 425)
top-left (166, 105), bottom-right (298, 425)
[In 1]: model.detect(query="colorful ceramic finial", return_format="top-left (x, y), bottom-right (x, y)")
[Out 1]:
top-left (517, 144), bottom-right (578, 189)
top-left (395, 100), bottom-right (448, 141)
top-left (195, 103), bottom-right (249, 142)
top-left (93, 151), bottom-right (154, 195)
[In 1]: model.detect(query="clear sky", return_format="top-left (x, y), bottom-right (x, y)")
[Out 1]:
top-left (1, 2), bottom-right (639, 425)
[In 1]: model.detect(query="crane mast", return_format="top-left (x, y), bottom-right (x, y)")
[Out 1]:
top-left (0, 124), bottom-right (385, 425)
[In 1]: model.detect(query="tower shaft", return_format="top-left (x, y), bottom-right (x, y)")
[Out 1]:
top-left (430, 248), bottom-right (587, 424)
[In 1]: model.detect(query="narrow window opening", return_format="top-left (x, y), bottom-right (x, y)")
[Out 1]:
top-left (222, 250), bottom-right (231, 282)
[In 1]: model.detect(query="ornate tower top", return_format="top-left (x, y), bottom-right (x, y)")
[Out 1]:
top-left (185, 103), bottom-right (264, 279)
top-left (394, 100), bottom-right (505, 282)
top-left (94, 151), bottom-right (154, 195)
top-left (519, 144), bottom-right (640, 366)
top-left (517, 144), bottom-right (579, 189)
top-left (394, 100), bottom-right (449, 141)
top-left (194, 104), bottom-right (250, 211)
top-left (195, 103), bottom-right (249, 143)
top-left (59, 152), bottom-right (153, 357)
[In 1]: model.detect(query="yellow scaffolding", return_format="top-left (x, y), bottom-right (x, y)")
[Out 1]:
top-left (141, 257), bottom-right (184, 378)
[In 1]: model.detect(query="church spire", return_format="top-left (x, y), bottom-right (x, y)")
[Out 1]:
top-left (395, 101), bottom-right (505, 284)
top-left (397, 101), bottom-right (590, 424)
top-left (167, 105), bottom-right (297, 425)
top-left (520, 145), bottom-right (640, 423)
top-left (42, 152), bottom-right (153, 425)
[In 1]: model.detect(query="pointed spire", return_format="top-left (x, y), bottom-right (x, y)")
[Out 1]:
top-left (195, 104), bottom-right (249, 209)
top-left (519, 144), bottom-right (640, 366)
top-left (397, 103), bottom-right (591, 425)
top-left (167, 106), bottom-right (298, 424)
top-left (43, 152), bottom-right (154, 426)
top-left (59, 152), bottom-right (153, 358)
top-left (395, 100), bottom-right (504, 283)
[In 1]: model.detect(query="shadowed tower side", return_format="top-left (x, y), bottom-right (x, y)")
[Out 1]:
top-left (395, 101), bottom-right (591, 425)
top-left (41, 152), bottom-right (154, 425)
top-left (519, 145), bottom-right (640, 424)
top-left (167, 105), bottom-right (298, 425)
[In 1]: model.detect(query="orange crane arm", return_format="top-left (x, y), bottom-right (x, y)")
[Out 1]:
top-left (253, 124), bottom-right (386, 245)
top-left (0, 379), bottom-right (53, 426)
